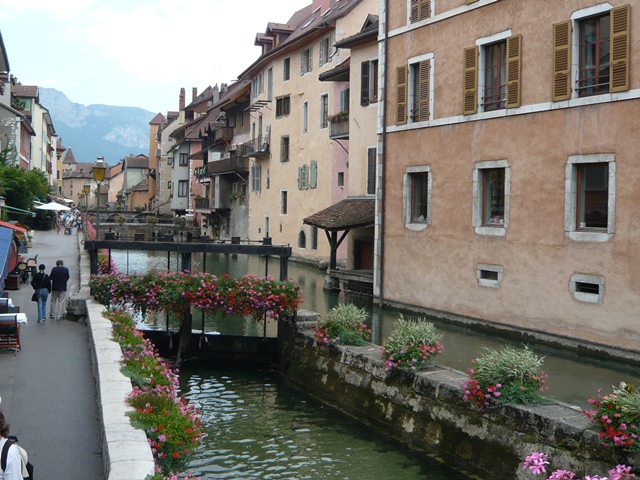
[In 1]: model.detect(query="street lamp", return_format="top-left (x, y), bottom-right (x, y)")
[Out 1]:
top-left (83, 180), bottom-right (91, 234)
top-left (92, 156), bottom-right (107, 240)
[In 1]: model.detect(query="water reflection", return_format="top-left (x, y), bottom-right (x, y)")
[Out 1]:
top-left (111, 250), bottom-right (640, 408)
top-left (181, 363), bottom-right (475, 479)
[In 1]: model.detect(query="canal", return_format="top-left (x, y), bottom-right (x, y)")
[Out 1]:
top-left (110, 249), bottom-right (640, 478)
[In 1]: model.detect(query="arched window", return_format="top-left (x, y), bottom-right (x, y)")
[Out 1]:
top-left (298, 229), bottom-right (307, 249)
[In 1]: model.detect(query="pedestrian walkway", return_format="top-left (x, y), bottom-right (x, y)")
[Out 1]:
top-left (0, 228), bottom-right (105, 479)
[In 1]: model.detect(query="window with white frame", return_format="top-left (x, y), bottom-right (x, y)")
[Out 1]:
top-left (251, 71), bottom-right (264, 99)
top-left (564, 154), bottom-right (615, 242)
top-left (361, 60), bottom-right (378, 106)
top-left (472, 160), bottom-right (510, 236)
top-left (280, 136), bottom-right (290, 162)
top-left (320, 94), bottom-right (328, 128)
top-left (178, 180), bottom-right (188, 197)
top-left (339, 88), bottom-right (350, 113)
top-left (179, 153), bottom-right (188, 166)
top-left (553, 4), bottom-right (630, 101)
top-left (251, 164), bottom-right (262, 192)
top-left (280, 190), bottom-right (288, 215)
top-left (301, 47), bottom-right (313, 75)
top-left (397, 53), bottom-right (433, 125)
top-left (319, 33), bottom-right (335, 66)
top-left (477, 264), bottom-right (504, 288)
top-left (283, 57), bottom-right (291, 81)
top-left (367, 147), bottom-right (376, 195)
top-left (570, 273), bottom-right (605, 304)
top-left (302, 101), bottom-right (309, 133)
top-left (403, 165), bottom-right (431, 230)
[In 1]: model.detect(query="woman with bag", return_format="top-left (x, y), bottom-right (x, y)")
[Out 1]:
top-left (0, 411), bottom-right (22, 479)
top-left (31, 264), bottom-right (51, 323)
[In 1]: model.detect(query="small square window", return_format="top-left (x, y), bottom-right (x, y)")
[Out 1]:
top-left (570, 274), bottom-right (604, 304)
top-left (276, 96), bottom-right (291, 118)
top-left (477, 264), bottom-right (504, 288)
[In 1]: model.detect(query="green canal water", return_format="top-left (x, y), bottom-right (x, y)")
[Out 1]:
top-left (111, 249), bottom-right (640, 478)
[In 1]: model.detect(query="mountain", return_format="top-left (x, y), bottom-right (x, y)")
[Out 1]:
top-left (39, 88), bottom-right (155, 164)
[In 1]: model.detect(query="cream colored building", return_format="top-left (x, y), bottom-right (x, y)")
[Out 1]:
top-left (379, 0), bottom-right (640, 352)
top-left (240, 0), bottom-right (378, 265)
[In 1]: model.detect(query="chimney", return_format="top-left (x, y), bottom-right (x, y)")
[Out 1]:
top-left (179, 88), bottom-right (185, 111)
top-left (192, 87), bottom-right (197, 102)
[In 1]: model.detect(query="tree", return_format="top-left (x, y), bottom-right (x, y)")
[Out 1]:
top-left (0, 146), bottom-right (51, 220)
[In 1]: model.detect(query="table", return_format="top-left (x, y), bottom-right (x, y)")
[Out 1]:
top-left (0, 313), bottom-right (27, 325)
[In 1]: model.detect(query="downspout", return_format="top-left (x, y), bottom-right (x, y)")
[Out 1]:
top-left (375, 0), bottom-right (389, 308)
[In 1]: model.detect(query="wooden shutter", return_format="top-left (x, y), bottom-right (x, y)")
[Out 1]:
top-left (552, 21), bottom-right (571, 101)
top-left (505, 34), bottom-right (522, 108)
top-left (610, 4), bottom-right (630, 93)
top-left (361, 62), bottom-right (370, 106)
top-left (410, 0), bottom-right (430, 23)
top-left (367, 148), bottom-right (376, 195)
top-left (463, 46), bottom-right (478, 115)
top-left (310, 161), bottom-right (317, 189)
top-left (396, 65), bottom-right (408, 125)
top-left (297, 167), bottom-right (302, 190)
top-left (417, 60), bottom-right (430, 121)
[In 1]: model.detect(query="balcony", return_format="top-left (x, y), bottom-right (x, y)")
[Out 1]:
top-left (194, 197), bottom-right (210, 212)
top-left (239, 137), bottom-right (270, 160)
top-left (205, 156), bottom-right (249, 175)
top-left (329, 113), bottom-right (349, 139)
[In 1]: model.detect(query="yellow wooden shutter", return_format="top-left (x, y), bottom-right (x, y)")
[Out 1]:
top-left (552, 21), bottom-right (571, 101)
top-left (610, 4), bottom-right (630, 93)
top-left (463, 46), bottom-right (478, 115)
top-left (418, 61), bottom-right (430, 121)
top-left (505, 34), bottom-right (522, 108)
top-left (397, 65), bottom-right (408, 125)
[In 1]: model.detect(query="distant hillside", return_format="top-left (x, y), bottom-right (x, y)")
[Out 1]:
top-left (40, 88), bottom-right (155, 164)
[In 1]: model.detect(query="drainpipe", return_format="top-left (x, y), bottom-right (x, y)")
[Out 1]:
top-left (375, 0), bottom-right (390, 309)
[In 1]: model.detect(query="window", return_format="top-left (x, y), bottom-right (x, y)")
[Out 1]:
top-left (319, 33), bottom-right (334, 66)
top-left (298, 230), bottom-right (307, 249)
top-left (280, 136), bottom-right (290, 162)
top-left (367, 148), bottom-right (376, 195)
top-left (472, 160), bottom-right (510, 236)
top-left (340, 88), bottom-right (350, 113)
top-left (179, 153), bottom-right (188, 166)
top-left (409, 0), bottom-right (431, 23)
top-left (298, 165), bottom-right (309, 190)
top-left (403, 166), bottom-right (431, 229)
top-left (463, 32), bottom-right (521, 115)
top-left (302, 101), bottom-right (309, 133)
top-left (167, 157), bottom-right (174, 166)
top-left (283, 57), bottom-right (291, 81)
top-left (477, 264), bottom-right (504, 288)
top-left (361, 60), bottom-right (378, 106)
top-left (570, 274), bottom-right (605, 304)
top-left (553, 5), bottom-right (629, 101)
top-left (337, 172), bottom-right (344, 187)
top-left (311, 226), bottom-right (318, 250)
top-left (251, 71), bottom-right (264, 99)
top-left (251, 164), bottom-right (262, 192)
top-left (397, 54), bottom-right (433, 124)
top-left (310, 160), bottom-right (318, 189)
top-left (320, 94), bottom-right (328, 128)
top-left (267, 68), bottom-right (273, 101)
top-left (178, 180), bottom-right (188, 197)
top-left (266, 168), bottom-right (270, 189)
top-left (301, 47), bottom-right (313, 75)
top-left (564, 154), bottom-right (615, 242)
top-left (167, 181), bottom-right (172, 188)
top-left (276, 96), bottom-right (291, 118)
top-left (280, 190), bottom-right (288, 215)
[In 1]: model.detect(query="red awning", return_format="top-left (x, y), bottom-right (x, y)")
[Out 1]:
top-left (0, 221), bottom-right (27, 233)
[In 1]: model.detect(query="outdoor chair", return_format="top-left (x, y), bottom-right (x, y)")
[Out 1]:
top-left (0, 314), bottom-right (20, 355)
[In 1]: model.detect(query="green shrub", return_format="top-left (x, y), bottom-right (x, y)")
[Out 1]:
top-left (381, 315), bottom-right (444, 372)
top-left (314, 303), bottom-right (371, 346)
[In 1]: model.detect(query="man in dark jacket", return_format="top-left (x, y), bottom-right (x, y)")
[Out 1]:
top-left (49, 259), bottom-right (70, 320)
top-left (31, 264), bottom-right (51, 323)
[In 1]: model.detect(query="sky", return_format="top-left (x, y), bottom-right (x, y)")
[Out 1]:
top-left (0, 0), bottom-right (310, 114)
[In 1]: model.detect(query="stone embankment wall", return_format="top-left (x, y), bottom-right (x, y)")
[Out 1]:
top-left (278, 317), bottom-right (639, 479)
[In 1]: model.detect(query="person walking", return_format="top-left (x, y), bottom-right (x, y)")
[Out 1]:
top-left (49, 259), bottom-right (70, 320)
top-left (31, 264), bottom-right (51, 323)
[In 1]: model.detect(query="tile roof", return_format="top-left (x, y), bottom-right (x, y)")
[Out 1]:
top-left (318, 57), bottom-right (350, 82)
top-left (124, 155), bottom-right (149, 169)
top-left (12, 85), bottom-right (38, 98)
top-left (63, 148), bottom-right (76, 163)
top-left (149, 112), bottom-right (167, 125)
top-left (303, 197), bottom-right (375, 231)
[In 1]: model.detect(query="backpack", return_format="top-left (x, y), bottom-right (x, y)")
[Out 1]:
top-left (1, 436), bottom-right (33, 479)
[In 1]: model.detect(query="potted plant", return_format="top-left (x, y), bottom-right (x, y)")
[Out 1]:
top-left (314, 303), bottom-right (371, 346)
top-left (380, 314), bottom-right (444, 372)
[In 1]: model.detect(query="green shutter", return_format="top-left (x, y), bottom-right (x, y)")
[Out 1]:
top-left (610, 4), bottom-right (630, 93)
top-left (552, 21), bottom-right (571, 101)
top-left (361, 61), bottom-right (370, 106)
top-left (463, 46), bottom-right (478, 115)
top-left (505, 34), bottom-right (522, 108)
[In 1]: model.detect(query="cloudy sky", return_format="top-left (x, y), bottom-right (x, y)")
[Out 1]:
top-left (0, 0), bottom-right (310, 114)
